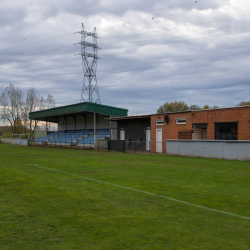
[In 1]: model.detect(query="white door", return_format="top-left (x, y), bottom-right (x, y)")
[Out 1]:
top-left (120, 130), bottom-right (125, 140)
top-left (146, 130), bottom-right (151, 150)
top-left (156, 129), bottom-right (162, 153)
top-left (202, 129), bottom-right (207, 140)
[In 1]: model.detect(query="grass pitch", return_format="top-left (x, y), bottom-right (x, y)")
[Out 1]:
top-left (0, 145), bottom-right (250, 250)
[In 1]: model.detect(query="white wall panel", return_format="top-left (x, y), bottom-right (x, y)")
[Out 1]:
top-left (166, 140), bottom-right (250, 161)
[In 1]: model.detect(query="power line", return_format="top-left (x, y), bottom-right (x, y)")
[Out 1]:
top-left (0, 2), bottom-right (250, 70)
top-left (100, 25), bottom-right (250, 51)
top-left (0, 0), bottom-right (248, 56)
top-left (1, 28), bottom-right (250, 73)
top-left (1, 9), bottom-right (250, 61)
top-left (1, 22), bottom-right (250, 66)
top-left (139, 0), bottom-right (200, 15)
top-left (0, 1), bottom-right (242, 49)
top-left (2, 8), bottom-right (250, 60)
top-left (0, 32), bottom-right (76, 53)
top-left (0, 37), bottom-right (79, 62)
top-left (0, 39), bottom-right (249, 76)
top-left (101, 11), bottom-right (250, 43)
top-left (1, 22), bottom-right (250, 63)
top-left (0, 1), bottom-right (199, 47)
top-left (0, 24), bottom-right (81, 46)
top-left (156, 0), bottom-right (247, 19)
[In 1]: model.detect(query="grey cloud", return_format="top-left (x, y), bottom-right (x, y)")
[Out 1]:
top-left (0, 0), bottom-right (250, 116)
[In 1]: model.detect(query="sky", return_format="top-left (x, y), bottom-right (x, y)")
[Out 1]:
top-left (0, 0), bottom-right (250, 116)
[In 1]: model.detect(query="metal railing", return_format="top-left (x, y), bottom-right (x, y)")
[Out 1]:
top-left (28, 138), bottom-right (96, 150)
top-left (13, 134), bottom-right (35, 140)
top-left (28, 139), bottom-right (166, 154)
top-left (104, 140), bottom-right (166, 154)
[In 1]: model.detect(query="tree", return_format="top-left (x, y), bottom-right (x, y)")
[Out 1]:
top-left (190, 105), bottom-right (201, 110)
top-left (0, 85), bottom-right (56, 135)
top-left (202, 105), bottom-right (210, 109)
top-left (44, 94), bottom-right (56, 131)
top-left (46, 94), bottom-right (55, 109)
top-left (202, 105), bottom-right (219, 109)
top-left (24, 92), bottom-right (56, 133)
top-left (157, 101), bottom-right (189, 113)
top-left (237, 101), bottom-right (250, 106)
top-left (22, 87), bottom-right (40, 134)
top-left (0, 84), bottom-right (23, 133)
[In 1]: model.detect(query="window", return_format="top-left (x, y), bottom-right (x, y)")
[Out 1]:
top-left (155, 120), bottom-right (164, 126)
top-left (176, 118), bottom-right (186, 125)
top-left (215, 122), bottom-right (238, 140)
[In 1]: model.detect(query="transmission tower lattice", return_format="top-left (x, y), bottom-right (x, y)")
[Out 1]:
top-left (75, 23), bottom-right (101, 103)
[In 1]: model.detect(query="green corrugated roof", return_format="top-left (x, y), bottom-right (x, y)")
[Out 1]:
top-left (29, 102), bottom-right (128, 121)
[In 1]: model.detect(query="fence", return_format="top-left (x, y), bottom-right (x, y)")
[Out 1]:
top-left (29, 139), bottom-right (96, 150)
top-left (103, 140), bottom-right (166, 154)
top-left (166, 140), bottom-right (250, 161)
top-left (28, 139), bottom-right (166, 154)
top-left (12, 134), bottom-right (35, 140)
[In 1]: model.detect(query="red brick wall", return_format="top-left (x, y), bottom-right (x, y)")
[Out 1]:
top-left (151, 107), bottom-right (250, 152)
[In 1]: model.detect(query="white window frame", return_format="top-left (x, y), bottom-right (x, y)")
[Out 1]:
top-left (175, 118), bottom-right (186, 125)
top-left (155, 120), bottom-right (164, 126)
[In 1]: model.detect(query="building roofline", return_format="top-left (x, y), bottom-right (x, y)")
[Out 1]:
top-left (29, 102), bottom-right (128, 122)
top-left (107, 114), bottom-right (151, 121)
top-left (156, 105), bottom-right (250, 115)
top-left (108, 105), bottom-right (250, 121)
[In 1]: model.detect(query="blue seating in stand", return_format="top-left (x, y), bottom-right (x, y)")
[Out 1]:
top-left (36, 129), bottom-right (110, 145)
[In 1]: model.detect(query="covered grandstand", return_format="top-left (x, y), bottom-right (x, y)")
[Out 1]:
top-left (29, 102), bottom-right (128, 148)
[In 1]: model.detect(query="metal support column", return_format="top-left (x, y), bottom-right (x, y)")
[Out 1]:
top-left (94, 113), bottom-right (96, 145)
top-left (109, 115), bottom-right (111, 140)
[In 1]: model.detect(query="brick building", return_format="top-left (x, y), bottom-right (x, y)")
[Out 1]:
top-left (107, 105), bottom-right (250, 153)
top-left (151, 106), bottom-right (250, 153)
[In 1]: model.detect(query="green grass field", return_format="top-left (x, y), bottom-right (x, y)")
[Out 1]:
top-left (0, 144), bottom-right (250, 250)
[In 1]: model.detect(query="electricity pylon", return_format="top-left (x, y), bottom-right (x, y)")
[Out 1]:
top-left (75, 23), bottom-right (101, 103)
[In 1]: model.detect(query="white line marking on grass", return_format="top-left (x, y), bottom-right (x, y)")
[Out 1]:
top-left (30, 164), bottom-right (250, 221)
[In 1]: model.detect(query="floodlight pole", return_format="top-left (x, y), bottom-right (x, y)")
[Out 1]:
top-left (75, 23), bottom-right (101, 104)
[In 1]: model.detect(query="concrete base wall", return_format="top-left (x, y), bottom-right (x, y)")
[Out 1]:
top-left (2, 138), bottom-right (28, 146)
top-left (166, 140), bottom-right (250, 161)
